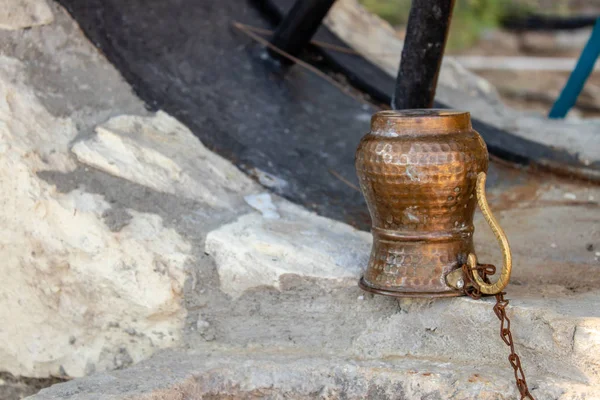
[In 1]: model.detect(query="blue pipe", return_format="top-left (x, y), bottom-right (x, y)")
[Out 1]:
top-left (549, 17), bottom-right (600, 119)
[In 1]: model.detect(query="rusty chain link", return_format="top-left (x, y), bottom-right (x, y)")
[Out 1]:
top-left (462, 263), bottom-right (535, 400)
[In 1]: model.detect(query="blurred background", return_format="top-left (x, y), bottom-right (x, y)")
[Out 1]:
top-left (360, 0), bottom-right (600, 117)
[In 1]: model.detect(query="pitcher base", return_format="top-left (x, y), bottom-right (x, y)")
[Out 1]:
top-left (359, 277), bottom-right (464, 298)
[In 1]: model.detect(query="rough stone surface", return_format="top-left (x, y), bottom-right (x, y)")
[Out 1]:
top-left (0, 2), bottom-right (599, 400)
top-left (0, 1), bottom-right (147, 134)
top-left (0, 372), bottom-right (65, 400)
top-left (0, 54), bottom-right (195, 378)
top-left (205, 198), bottom-right (371, 298)
top-left (0, 3), bottom-right (248, 390)
top-left (72, 112), bottom-right (257, 207)
top-left (23, 150), bottom-right (600, 398)
top-left (0, 5), bottom-right (258, 380)
top-left (244, 192), bottom-right (280, 219)
top-left (27, 349), bottom-right (595, 400)
top-left (0, 0), bottom-right (53, 30)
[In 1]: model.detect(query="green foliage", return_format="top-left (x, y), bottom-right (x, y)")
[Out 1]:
top-left (358, 0), bottom-right (530, 50)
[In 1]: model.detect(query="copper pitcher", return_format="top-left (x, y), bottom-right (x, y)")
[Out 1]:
top-left (355, 109), bottom-right (512, 297)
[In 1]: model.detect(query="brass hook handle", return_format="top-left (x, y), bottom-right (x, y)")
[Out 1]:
top-left (468, 172), bottom-right (512, 294)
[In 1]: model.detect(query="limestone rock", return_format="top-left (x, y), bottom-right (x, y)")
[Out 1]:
top-left (28, 349), bottom-right (594, 400)
top-left (244, 192), bottom-right (280, 219)
top-left (205, 199), bottom-right (371, 298)
top-left (72, 112), bottom-right (257, 208)
top-left (0, 56), bottom-right (191, 378)
top-left (0, 1), bottom-right (147, 131)
top-left (0, 55), bottom-right (76, 172)
top-left (0, 0), bottom-right (53, 30)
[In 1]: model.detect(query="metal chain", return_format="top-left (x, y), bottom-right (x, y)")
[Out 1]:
top-left (234, 19), bottom-right (533, 397)
top-left (462, 263), bottom-right (535, 400)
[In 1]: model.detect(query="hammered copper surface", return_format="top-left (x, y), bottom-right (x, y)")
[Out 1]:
top-left (355, 109), bottom-right (488, 297)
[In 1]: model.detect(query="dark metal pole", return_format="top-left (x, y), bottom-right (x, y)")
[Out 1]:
top-left (268, 0), bottom-right (337, 65)
top-left (392, 0), bottom-right (455, 109)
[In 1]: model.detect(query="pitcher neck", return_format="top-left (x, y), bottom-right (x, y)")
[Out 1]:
top-left (370, 109), bottom-right (472, 136)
